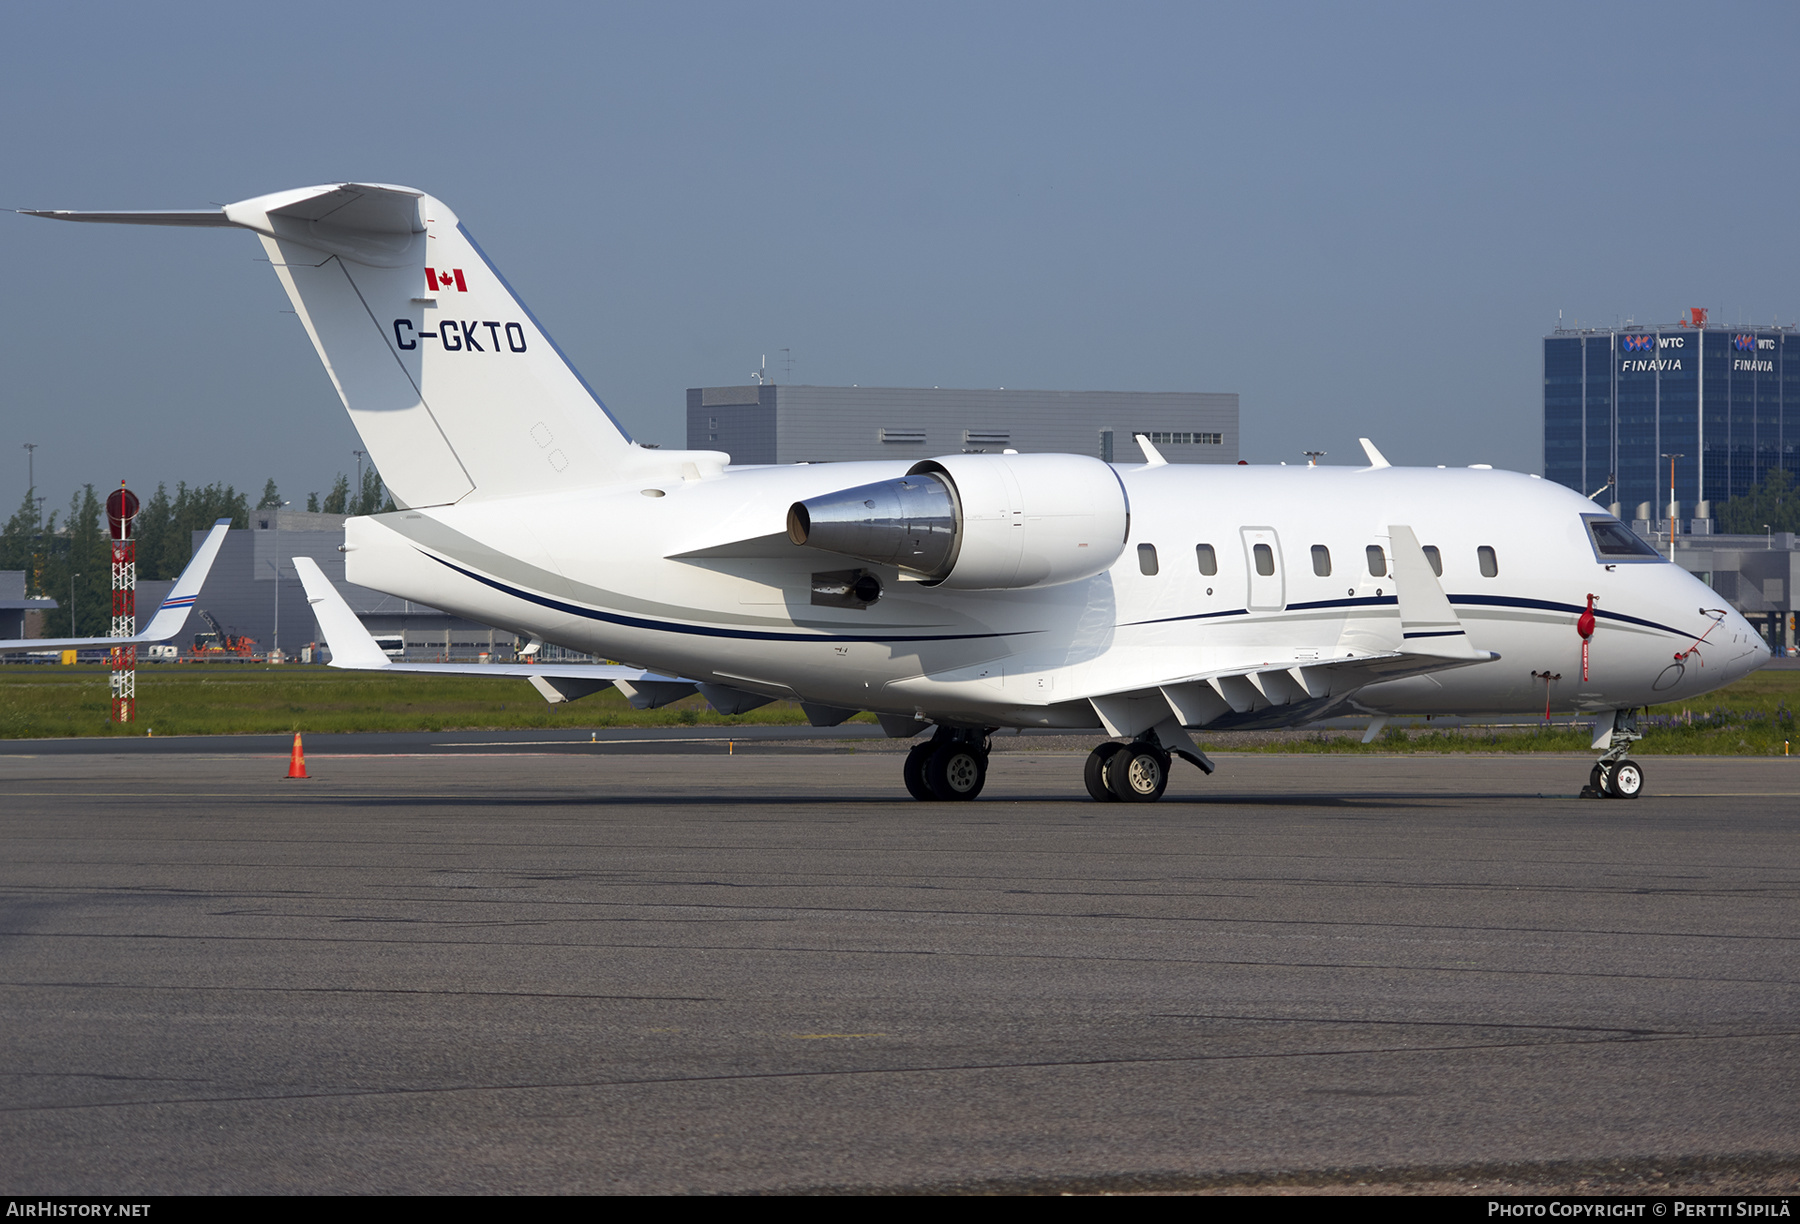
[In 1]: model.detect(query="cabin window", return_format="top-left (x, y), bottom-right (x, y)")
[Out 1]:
top-left (1478, 545), bottom-right (1498, 578)
top-left (1195, 543), bottom-right (1217, 575)
top-left (1138, 543), bottom-right (1159, 575)
top-left (1253, 543), bottom-right (1275, 577)
top-left (1366, 545), bottom-right (1387, 577)
top-left (1311, 545), bottom-right (1331, 577)
top-left (1422, 545), bottom-right (1443, 577)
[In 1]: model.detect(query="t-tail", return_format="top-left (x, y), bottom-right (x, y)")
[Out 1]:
top-left (22, 184), bottom-right (726, 507)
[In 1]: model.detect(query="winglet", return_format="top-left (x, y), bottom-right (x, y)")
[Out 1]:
top-left (1359, 438), bottom-right (1391, 469)
top-left (292, 556), bottom-right (391, 668)
top-left (1134, 433), bottom-right (1169, 468)
top-left (1388, 524), bottom-right (1489, 661)
top-left (136, 519), bottom-right (231, 641)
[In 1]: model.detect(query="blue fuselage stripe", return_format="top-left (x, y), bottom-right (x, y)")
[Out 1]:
top-left (424, 552), bottom-right (1027, 645)
top-left (1121, 593), bottom-right (1686, 638)
top-left (427, 551), bottom-right (1690, 647)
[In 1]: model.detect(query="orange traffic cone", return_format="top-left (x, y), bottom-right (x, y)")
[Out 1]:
top-left (286, 732), bottom-right (309, 779)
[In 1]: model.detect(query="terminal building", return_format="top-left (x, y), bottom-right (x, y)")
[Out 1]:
top-left (1544, 316), bottom-right (1800, 522)
top-left (687, 385), bottom-right (1239, 465)
top-left (1544, 315), bottom-right (1800, 653)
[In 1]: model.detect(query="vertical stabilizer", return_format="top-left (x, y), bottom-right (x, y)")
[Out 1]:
top-left (25, 184), bottom-right (698, 508)
top-left (222, 184), bottom-right (638, 506)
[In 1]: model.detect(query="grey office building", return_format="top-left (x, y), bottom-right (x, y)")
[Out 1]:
top-left (687, 385), bottom-right (1239, 464)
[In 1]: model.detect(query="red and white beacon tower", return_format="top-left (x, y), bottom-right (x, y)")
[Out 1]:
top-left (107, 483), bottom-right (139, 724)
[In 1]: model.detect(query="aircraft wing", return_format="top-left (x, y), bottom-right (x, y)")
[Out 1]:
top-left (0, 519), bottom-right (231, 653)
top-left (292, 557), bottom-right (698, 707)
top-left (1081, 649), bottom-right (1494, 739)
top-left (1083, 524), bottom-right (1501, 738)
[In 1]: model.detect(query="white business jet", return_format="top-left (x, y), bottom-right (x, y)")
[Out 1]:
top-left (22, 185), bottom-right (1769, 801)
top-left (0, 520), bottom-right (231, 654)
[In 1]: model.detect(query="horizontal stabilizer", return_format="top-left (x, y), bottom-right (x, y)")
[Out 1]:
top-left (292, 556), bottom-right (691, 704)
top-left (19, 208), bottom-right (232, 227)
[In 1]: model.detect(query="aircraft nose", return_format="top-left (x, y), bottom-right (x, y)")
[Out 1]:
top-left (1726, 610), bottom-right (1772, 678)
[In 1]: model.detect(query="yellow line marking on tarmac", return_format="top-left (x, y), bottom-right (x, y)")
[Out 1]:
top-left (791, 1033), bottom-right (889, 1039)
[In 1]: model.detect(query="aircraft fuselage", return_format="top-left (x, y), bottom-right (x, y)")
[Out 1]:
top-left (343, 459), bottom-right (1768, 731)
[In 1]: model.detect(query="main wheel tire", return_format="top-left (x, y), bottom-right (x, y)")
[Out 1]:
top-left (903, 742), bottom-right (935, 801)
top-left (1084, 742), bottom-right (1127, 802)
top-left (1606, 758), bottom-right (1644, 799)
top-left (1109, 745), bottom-right (1170, 803)
top-left (1591, 762), bottom-right (1614, 796)
top-left (926, 743), bottom-right (987, 801)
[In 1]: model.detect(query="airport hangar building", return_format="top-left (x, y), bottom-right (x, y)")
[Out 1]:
top-left (687, 384), bottom-right (1240, 465)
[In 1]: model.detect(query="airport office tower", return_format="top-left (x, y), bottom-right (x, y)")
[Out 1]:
top-left (1544, 319), bottom-right (1800, 522)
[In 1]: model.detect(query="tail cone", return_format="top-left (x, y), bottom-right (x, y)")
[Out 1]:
top-left (287, 732), bottom-right (309, 779)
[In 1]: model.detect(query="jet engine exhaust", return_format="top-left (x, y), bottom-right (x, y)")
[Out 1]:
top-left (786, 472), bottom-right (961, 580)
top-left (787, 453), bottom-right (1130, 590)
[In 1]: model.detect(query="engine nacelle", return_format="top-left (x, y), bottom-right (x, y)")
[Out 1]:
top-left (786, 453), bottom-right (1129, 590)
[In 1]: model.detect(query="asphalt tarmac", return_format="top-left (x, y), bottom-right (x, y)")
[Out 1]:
top-left (2, 747), bottom-right (1797, 1194)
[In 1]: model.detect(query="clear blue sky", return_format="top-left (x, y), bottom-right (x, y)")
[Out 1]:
top-left (4, 1), bottom-right (1796, 516)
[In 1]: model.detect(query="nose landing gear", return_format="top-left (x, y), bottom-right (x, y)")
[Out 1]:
top-left (1581, 709), bottom-right (1645, 799)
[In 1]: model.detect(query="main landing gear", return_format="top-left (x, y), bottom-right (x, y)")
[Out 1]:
top-left (901, 723), bottom-right (1213, 803)
top-left (1084, 727), bottom-right (1215, 803)
top-left (1581, 709), bottom-right (1646, 800)
top-left (904, 728), bottom-right (991, 801)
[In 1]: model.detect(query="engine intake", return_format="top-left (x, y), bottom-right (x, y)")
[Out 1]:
top-left (786, 453), bottom-right (1129, 590)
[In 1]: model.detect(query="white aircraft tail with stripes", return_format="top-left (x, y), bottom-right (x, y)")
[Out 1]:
top-left (0, 519), bottom-right (231, 653)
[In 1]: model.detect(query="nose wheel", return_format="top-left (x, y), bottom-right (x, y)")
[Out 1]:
top-left (1581, 710), bottom-right (1646, 799)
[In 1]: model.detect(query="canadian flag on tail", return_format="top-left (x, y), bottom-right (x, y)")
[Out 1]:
top-left (426, 268), bottom-right (467, 292)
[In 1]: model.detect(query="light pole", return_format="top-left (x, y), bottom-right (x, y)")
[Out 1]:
top-left (70, 573), bottom-right (79, 638)
top-left (271, 500), bottom-right (291, 659)
top-left (1766, 525), bottom-right (1773, 551)
top-left (1661, 452), bottom-right (1685, 562)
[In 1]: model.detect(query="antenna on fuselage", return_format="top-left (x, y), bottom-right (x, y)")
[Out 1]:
top-left (1358, 438), bottom-right (1392, 469)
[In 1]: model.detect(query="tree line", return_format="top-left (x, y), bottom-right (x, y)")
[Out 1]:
top-left (0, 467), bottom-right (388, 637)
top-left (1712, 467), bottom-right (1800, 535)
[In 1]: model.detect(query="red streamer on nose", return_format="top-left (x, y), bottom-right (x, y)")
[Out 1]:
top-left (1578, 594), bottom-right (1596, 682)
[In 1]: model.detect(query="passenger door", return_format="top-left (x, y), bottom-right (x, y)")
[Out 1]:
top-left (1240, 527), bottom-right (1286, 610)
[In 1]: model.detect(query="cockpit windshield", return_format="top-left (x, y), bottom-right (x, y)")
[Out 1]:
top-left (1583, 514), bottom-right (1663, 561)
